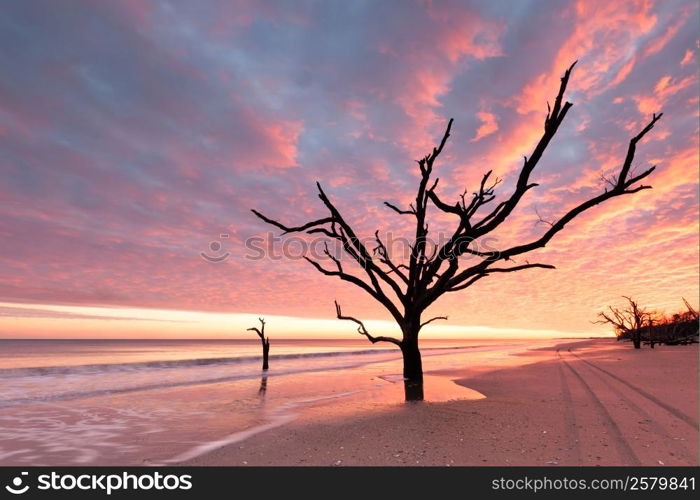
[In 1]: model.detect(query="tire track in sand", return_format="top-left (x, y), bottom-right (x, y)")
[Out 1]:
top-left (565, 349), bottom-right (696, 464)
top-left (557, 349), bottom-right (640, 465)
top-left (567, 348), bottom-right (697, 429)
top-left (556, 349), bottom-right (581, 463)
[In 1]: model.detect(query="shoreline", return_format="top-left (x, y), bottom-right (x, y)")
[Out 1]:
top-left (0, 338), bottom-right (565, 466)
top-left (181, 339), bottom-right (698, 466)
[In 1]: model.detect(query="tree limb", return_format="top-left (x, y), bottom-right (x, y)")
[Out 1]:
top-left (334, 301), bottom-right (402, 346)
top-left (445, 263), bottom-right (555, 293)
top-left (315, 183), bottom-right (406, 304)
top-left (420, 315), bottom-right (448, 328)
top-left (373, 230), bottom-right (409, 284)
top-left (246, 317), bottom-right (266, 339)
top-left (384, 201), bottom-right (416, 216)
top-left (251, 210), bottom-right (334, 235)
top-left (470, 61), bottom-right (578, 236)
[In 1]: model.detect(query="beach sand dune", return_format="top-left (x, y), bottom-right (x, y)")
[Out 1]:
top-left (183, 340), bottom-right (698, 466)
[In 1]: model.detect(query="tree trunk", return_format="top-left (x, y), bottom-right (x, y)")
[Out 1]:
top-left (400, 333), bottom-right (423, 401)
top-left (632, 331), bottom-right (641, 349)
top-left (261, 338), bottom-right (270, 370)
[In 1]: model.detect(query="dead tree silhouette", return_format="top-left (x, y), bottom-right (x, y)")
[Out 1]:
top-left (596, 296), bottom-right (654, 349)
top-left (247, 317), bottom-right (270, 370)
top-left (252, 62), bottom-right (662, 400)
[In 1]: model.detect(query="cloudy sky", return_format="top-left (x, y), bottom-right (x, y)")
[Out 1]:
top-left (0, 0), bottom-right (697, 339)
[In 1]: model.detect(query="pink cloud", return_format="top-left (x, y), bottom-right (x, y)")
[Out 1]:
top-left (641, 10), bottom-right (689, 58)
top-left (680, 48), bottom-right (694, 66)
top-left (424, 1), bottom-right (504, 62)
top-left (470, 111), bottom-right (499, 142)
top-left (601, 55), bottom-right (636, 92)
top-left (368, 2), bottom-right (505, 157)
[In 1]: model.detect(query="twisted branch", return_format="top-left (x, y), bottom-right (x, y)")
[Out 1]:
top-left (334, 301), bottom-right (401, 346)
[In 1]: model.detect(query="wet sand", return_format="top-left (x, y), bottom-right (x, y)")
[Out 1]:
top-left (182, 340), bottom-right (698, 466)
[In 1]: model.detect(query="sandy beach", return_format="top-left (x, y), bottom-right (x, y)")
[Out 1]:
top-left (182, 339), bottom-right (698, 466)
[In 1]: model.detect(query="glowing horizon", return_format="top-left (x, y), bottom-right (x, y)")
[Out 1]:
top-left (0, 1), bottom-right (697, 340)
top-left (0, 301), bottom-right (603, 340)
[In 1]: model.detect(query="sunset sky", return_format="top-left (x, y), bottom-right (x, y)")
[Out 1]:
top-left (0, 0), bottom-right (697, 339)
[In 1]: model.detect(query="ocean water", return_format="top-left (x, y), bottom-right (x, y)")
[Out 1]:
top-left (0, 338), bottom-right (559, 465)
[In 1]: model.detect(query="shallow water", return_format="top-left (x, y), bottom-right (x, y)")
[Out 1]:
top-left (0, 338), bottom-right (560, 465)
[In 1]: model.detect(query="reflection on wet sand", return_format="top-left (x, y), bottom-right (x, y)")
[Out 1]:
top-left (376, 374), bottom-right (485, 403)
top-left (258, 375), bottom-right (268, 395)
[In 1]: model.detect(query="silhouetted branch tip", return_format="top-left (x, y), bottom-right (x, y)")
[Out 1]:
top-left (246, 317), bottom-right (266, 339)
top-left (535, 207), bottom-right (554, 227)
top-left (420, 316), bottom-right (448, 328)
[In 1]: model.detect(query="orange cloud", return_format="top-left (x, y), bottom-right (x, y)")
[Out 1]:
top-left (633, 73), bottom-right (696, 114)
top-left (471, 111), bottom-right (499, 142)
top-left (513, 0), bottom-right (657, 114)
top-left (647, 143), bottom-right (699, 195)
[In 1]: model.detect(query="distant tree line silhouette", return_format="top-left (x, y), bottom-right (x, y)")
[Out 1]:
top-left (597, 297), bottom-right (699, 348)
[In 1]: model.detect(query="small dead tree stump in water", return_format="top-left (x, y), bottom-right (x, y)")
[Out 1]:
top-left (247, 317), bottom-right (270, 370)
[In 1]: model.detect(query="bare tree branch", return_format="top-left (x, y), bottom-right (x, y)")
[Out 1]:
top-left (252, 187), bottom-right (407, 322)
top-left (251, 210), bottom-right (334, 234)
top-left (315, 183), bottom-right (406, 304)
top-left (420, 315), bottom-right (448, 328)
top-left (446, 274), bottom-right (486, 292)
top-left (482, 263), bottom-right (556, 274)
top-left (334, 301), bottom-right (401, 346)
top-left (384, 201), bottom-right (416, 216)
top-left (373, 230), bottom-right (409, 284)
top-left (445, 263), bottom-right (555, 293)
top-left (246, 327), bottom-right (262, 337)
top-left (408, 118), bottom-right (454, 294)
top-left (426, 189), bottom-right (462, 215)
top-left (534, 207), bottom-right (554, 227)
top-left (618, 113), bottom-right (662, 183)
top-left (246, 317), bottom-right (266, 339)
top-left (303, 256), bottom-right (384, 306)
